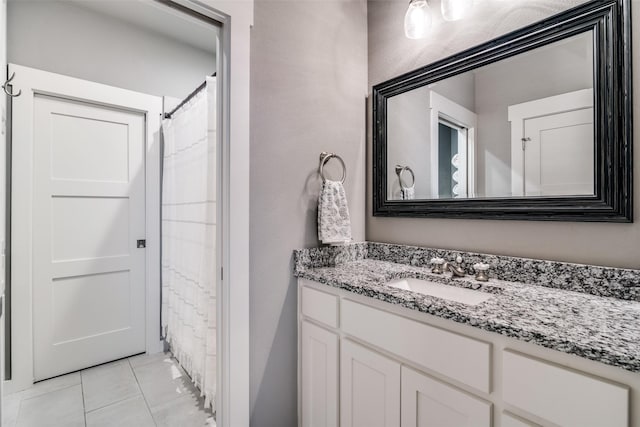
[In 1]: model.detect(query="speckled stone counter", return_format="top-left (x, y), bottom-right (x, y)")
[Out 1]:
top-left (293, 242), bottom-right (640, 373)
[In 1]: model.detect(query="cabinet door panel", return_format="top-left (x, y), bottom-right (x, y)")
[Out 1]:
top-left (401, 366), bottom-right (491, 427)
top-left (501, 412), bottom-right (538, 427)
top-left (341, 339), bottom-right (400, 427)
top-left (301, 321), bottom-right (339, 427)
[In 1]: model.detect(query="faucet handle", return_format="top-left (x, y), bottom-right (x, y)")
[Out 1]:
top-left (473, 263), bottom-right (490, 282)
top-left (430, 257), bottom-right (445, 274)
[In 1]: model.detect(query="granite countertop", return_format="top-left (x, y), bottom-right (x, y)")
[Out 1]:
top-left (294, 244), bottom-right (640, 373)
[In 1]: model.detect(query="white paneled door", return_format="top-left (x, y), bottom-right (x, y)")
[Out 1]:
top-left (9, 64), bottom-right (162, 386)
top-left (523, 107), bottom-right (594, 196)
top-left (509, 88), bottom-right (594, 197)
top-left (32, 95), bottom-right (147, 381)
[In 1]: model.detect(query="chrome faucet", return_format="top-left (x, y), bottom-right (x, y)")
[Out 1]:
top-left (443, 256), bottom-right (466, 277)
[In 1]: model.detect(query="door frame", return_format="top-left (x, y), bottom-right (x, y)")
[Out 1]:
top-left (3, 0), bottom-right (253, 423)
top-left (6, 63), bottom-right (163, 394)
top-left (429, 91), bottom-right (477, 198)
top-left (169, 1), bottom-right (253, 425)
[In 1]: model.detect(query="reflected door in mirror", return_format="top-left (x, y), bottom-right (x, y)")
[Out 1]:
top-left (509, 89), bottom-right (594, 197)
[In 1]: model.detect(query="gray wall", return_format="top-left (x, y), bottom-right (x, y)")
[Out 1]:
top-left (368, 0), bottom-right (640, 270)
top-left (434, 72), bottom-right (475, 112)
top-left (250, 1), bottom-right (367, 425)
top-left (8, 0), bottom-right (215, 100)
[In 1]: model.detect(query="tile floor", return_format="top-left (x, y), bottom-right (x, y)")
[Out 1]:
top-left (3, 352), bottom-right (215, 427)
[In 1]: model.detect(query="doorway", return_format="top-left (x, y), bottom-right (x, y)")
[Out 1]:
top-left (2, 0), bottom-right (235, 425)
top-left (429, 91), bottom-right (477, 199)
top-left (8, 63), bottom-right (165, 392)
top-left (437, 119), bottom-right (468, 199)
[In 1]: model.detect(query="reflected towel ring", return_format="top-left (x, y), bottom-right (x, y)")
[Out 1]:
top-left (395, 165), bottom-right (415, 188)
top-left (319, 152), bottom-right (346, 184)
top-left (2, 72), bottom-right (22, 98)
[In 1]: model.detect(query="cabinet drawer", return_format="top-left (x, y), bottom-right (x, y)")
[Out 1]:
top-left (341, 299), bottom-right (491, 392)
top-left (401, 366), bottom-right (491, 427)
top-left (302, 285), bottom-right (338, 328)
top-left (502, 350), bottom-right (629, 427)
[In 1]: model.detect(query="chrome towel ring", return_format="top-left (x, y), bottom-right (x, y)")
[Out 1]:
top-left (319, 152), bottom-right (346, 184)
top-left (395, 165), bottom-right (415, 188)
top-left (2, 72), bottom-right (22, 98)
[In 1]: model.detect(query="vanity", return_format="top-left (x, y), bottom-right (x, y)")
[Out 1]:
top-left (296, 0), bottom-right (639, 425)
top-left (294, 243), bottom-right (640, 427)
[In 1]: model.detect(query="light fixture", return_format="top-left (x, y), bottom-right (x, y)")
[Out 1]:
top-left (405, 0), bottom-right (474, 39)
top-left (404, 0), bottom-right (432, 40)
top-left (441, 0), bottom-right (474, 22)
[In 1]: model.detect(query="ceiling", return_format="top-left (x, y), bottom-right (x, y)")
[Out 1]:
top-left (73, 0), bottom-right (218, 54)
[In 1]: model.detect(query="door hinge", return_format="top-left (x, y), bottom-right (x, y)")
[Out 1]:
top-left (521, 137), bottom-right (531, 151)
top-left (221, 267), bottom-right (224, 281)
top-left (137, 239), bottom-right (146, 249)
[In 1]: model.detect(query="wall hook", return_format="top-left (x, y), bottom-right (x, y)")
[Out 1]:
top-left (2, 72), bottom-right (22, 98)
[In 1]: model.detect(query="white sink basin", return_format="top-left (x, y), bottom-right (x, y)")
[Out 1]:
top-left (386, 277), bottom-right (492, 306)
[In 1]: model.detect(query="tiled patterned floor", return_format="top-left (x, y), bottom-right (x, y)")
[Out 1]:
top-left (3, 352), bottom-right (215, 427)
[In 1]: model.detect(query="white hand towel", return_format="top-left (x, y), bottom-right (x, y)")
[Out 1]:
top-left (401, 185), bottom-right (415, 200)
top-left (318, 179), bottom-right (352, 245)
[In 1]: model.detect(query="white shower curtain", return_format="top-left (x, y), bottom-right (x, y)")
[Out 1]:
top-left (161, 76), bottom-right (217, 409)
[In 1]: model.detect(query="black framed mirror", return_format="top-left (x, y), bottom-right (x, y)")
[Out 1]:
top-left (373, 0), bottom-right (632, 222)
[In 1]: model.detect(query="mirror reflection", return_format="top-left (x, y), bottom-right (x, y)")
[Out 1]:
top-left (387, 31), bottom-right (594, 201)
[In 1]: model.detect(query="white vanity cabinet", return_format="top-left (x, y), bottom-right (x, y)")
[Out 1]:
top-left (298, 278), bottom-right (634, 427)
